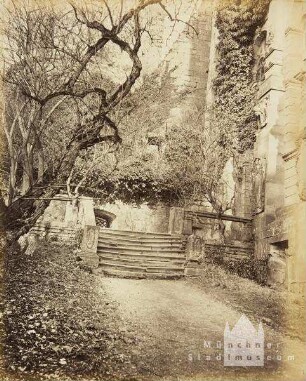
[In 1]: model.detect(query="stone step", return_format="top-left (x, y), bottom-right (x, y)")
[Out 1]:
top-left (98, 228), bottom-right (186, 280)
top-left (97, 244), bottom-right (185, 255)
top-left (99, 228), bottom-right (181, 239)
top-left (99, 255), bottom-right (185, 268)
top-left (31, 226), bottom-right (77, 233)
top-left (100, 262), bottom-right (144, 273)
top-left (145, 266), bottom-right (184, 273)
top-left (99, 268), bottom-right (184, 280)
top-left (98, 234), bottom-right (183, 244)
top-left (100, 261), bottom-right (184, 274)
top-left (98, 241), bottom-right (183, 252)
top-left (97, 250), bottom-right (186, 261)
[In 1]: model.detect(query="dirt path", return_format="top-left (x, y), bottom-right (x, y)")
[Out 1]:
top-left (97, 277), bottom-right (306, 381)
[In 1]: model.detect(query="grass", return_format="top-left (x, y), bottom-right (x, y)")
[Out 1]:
top-left (190, 263), bottom-right (306, 342)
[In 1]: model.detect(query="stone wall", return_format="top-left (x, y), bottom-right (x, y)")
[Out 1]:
top-left (97, 201), bottom-right (170, 233)
top-left (159, 0), bottom-right (213, 129)
top-left (252, 0), bottom-right (306, 293)
top-left (95, 2), bottom-right (214, 235)
top-left (27, 195), bottom-right (96, 243)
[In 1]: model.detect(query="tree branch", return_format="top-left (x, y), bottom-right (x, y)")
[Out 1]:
top-left (159, 2), bottom-right (199, 36)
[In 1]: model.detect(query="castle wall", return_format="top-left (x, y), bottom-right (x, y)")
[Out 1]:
top-left (253, 0), bottom-right (306, 293)
top-left (159, 0), bottom-right (213, 128)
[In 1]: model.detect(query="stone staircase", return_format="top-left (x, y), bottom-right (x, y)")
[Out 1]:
top-left (97, 229), bottom-right (187, 279)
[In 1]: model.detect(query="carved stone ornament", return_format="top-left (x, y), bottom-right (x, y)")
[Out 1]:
top-left (253, 157), bottom-right (267, 214)
top-left (254, 96), bottom-right (268, 128)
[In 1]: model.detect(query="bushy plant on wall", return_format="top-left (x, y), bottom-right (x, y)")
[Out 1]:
top-left (213, 0), bottom-right (270, 153)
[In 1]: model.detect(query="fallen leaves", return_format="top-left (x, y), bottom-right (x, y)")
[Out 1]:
top-left (2, 241), bottom-right (137, 379)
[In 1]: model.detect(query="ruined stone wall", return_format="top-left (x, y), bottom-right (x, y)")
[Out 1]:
top-left (159, 0), bottom-right (213, 130)
top-left (253, 0), bottom-right (306, 293)
top-left (162, 0), bottom-right (255, 249)
top-left (96, 201), bottom-right (170, 233)
top-left (99, 2), bottom-right (214, 235)
top-left (28, 195), bottom-right (96, 241)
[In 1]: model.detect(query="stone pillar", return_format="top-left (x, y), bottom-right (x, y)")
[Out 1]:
top-left (78, 197), bottom-right (96, 227)
top-left (80, 225), bottom-right (100, 270)
top-left (168, 207), bottom-right (185, 234)
top-left (64, 201), bottom-right (79, 226)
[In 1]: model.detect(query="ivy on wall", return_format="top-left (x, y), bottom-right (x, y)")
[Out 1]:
top-left (213, 0), bottom-right (270, 153)
top-left (74, 0), bottom-right (271, 205)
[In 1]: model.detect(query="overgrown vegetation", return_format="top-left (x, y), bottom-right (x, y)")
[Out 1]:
top-left (74, 0), bottom-right (271, 208)
top-left (0, 0), bottom-right (272, 224)
top-left (78, 68), bottom-right (233, 210)
top-left (0, 0), bottom-right (191, 239)
top-left (2, 242), bottom-right (138, 380)
top-left (204, 244), bottom-right (269, 284)
top-left (213, 0), bottom-right (270, 153)
top-left (72, 70), bottom-right (182, 205)
top-left (192, 262), bottom-right (305, 341)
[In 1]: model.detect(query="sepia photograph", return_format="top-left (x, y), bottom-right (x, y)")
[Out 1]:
top-left (0, 0), bottom-right (305, 380)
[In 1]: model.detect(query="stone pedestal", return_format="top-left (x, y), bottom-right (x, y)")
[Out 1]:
top-left (80, 225), bottom-right (100, 269)
top-left (185, 234), bottom-right (205, 260)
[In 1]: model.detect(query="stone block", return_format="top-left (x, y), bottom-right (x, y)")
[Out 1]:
top-left (184, 267), bottom-right (200, 277)
top-left (79, 197), bottom-right (96, 227)
top-left (185, 234), bottom-right (205, 260)
top-left (168, 207), bottom-right (185, 234)
top-left (64, 202), bottom-right (79, 225)
top-left (80, 225), bottom-right (100, 269)
top-left (267, 256), bottom-right (287, 288)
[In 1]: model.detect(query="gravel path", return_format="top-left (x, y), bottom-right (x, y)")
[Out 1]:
top-left (97, 277), bottom-right (306, 381)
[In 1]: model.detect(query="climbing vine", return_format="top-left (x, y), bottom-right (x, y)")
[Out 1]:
top-left (213, 0), bottom-right (270, 153)
top-left (73, 1), bottom-right (272, 205)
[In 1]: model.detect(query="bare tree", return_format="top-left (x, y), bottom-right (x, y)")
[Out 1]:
top-left (0, 0), bottom-right (195, 240)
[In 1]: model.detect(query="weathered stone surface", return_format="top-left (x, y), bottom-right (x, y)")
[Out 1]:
top-left (252, 0), bottom-right (306, 292)
top-left (297, 138), bottom-right (306, 201)
top-left (27, 195), bottom-right (96, 247)
top-left (168, 207), bottom-right (185, 234)
top-left (80, 225), bottom-right (100, 269)
top-left (185, 234), bottom-right (205, 261)
top-left (97, 201), bottom-right (170, 233)
top-left (184, 266), bottom-right (200, 277)
top-left (267, 256), bottom-right (287, 288)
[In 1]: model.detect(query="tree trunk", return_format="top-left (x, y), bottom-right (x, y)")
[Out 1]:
top-left (5, 141), bottom-right (82, 242)
top-left (21, 172), bottom-right (30, 195)
top-left (8, 159), bottom-right (18, 206)
top-left (35, 133), bottom-right (45, 183)
top-left (21, 144), bottom-right (34, 195)
top-left (0, 191), bottom-right (8, 228)
top-left (37, 149), bottom-right (45, 183)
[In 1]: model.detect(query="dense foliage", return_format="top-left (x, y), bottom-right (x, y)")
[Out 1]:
top-left (75, 69), bottom-right (231, 208)
top-left (75, 0), bottom-right (271, 207)
top-left (0, 0), bottom-right (271, 213)
top-left (213, 0), bottom-right (270, 152)
top-left (71, 70), bottom-right (182, 205)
